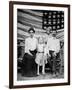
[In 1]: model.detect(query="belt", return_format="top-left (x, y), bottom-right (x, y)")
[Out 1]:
top-left (38, 52), bottom-right (44, 53)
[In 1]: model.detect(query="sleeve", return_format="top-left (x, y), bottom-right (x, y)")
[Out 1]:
top-left (56, 39), bottom-right (60, 53)
top-left (36, 38), bottom-right (38, 46)
top-left (25, 39), bottom-right (29, 53)
top-left (36, 38), bottom-right (38, 50)
top-left (46, 38), bottom-right (50, 50)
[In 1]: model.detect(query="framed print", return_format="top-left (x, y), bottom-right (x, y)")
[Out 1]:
top-left (9, 1), bottom-right (70, 89)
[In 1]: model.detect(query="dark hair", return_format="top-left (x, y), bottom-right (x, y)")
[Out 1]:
top-left (46, 26), bottom-right (52, 33)
top-left (28, 27), bottom-right (35, 33)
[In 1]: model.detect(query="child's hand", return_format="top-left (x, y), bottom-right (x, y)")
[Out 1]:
top-left (49, 54), bottom-right (51, 57)
top-left (28, 52), bottom-right (33, 56)
top-left (47, 54), bottom-right (51, 57)
top-left (53, 52), bottom-right (56, 56)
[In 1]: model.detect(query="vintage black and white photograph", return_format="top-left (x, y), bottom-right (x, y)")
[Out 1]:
top-left (17, 9), bottom-right (64, 80)
top-left (9, 1), bottom-right (70, 88)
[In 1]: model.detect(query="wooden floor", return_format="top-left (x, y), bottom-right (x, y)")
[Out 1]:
top-left (17, 72), bottom-right (64, 81)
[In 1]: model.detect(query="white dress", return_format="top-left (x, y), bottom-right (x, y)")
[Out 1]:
top-left (35, 44), bottom-right (47, 66)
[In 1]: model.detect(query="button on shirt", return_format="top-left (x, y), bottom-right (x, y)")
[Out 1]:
top-left (25, 37), bottom-right (38, 53)
top-left (47, 37), bottom-right (60, 53)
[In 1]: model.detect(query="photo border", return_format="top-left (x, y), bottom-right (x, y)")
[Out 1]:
top-left (9, 1), bottom-right (70, 89)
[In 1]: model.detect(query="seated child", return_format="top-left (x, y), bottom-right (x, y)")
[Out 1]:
top-left (35, 36), bottom-right (47, 75)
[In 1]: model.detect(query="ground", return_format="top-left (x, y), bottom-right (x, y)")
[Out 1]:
top-left (17, 72), bottom-right (64, 81)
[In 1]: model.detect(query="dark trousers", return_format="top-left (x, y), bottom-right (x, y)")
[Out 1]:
top-left (48, 50), bottom-right (57, 74)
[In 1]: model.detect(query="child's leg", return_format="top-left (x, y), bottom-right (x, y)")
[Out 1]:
top-left (42, 64), bottom-right (45, 74)
top-left (37, 64), bottom-right (40, 75)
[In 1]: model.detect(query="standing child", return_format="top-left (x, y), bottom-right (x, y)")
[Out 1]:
top-left (35, 36), bottom-right (47, 75)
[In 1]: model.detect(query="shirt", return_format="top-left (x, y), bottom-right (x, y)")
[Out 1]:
top-left (47, 37), bottom-right (60, 53)
top-left (43, 34), bottom-right (49, 43)
top-left (25, 37), bottom-right (38, 53)
top-left (37, 44), bottom-right (45, 52)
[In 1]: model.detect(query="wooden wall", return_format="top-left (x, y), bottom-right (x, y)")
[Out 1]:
top-left (17, 9), bottom-right (64, 42)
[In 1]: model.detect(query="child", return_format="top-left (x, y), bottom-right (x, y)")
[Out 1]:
top-left (35, 36), bottom-right (47, 75)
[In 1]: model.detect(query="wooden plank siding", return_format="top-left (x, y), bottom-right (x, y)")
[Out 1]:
top-left (17, 9), bottom-right (64, 42)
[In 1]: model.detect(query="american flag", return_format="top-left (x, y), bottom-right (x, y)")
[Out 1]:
top-left (42, 10), bottom-right (64, 30)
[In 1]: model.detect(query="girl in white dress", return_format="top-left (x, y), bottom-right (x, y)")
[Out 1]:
top-left (35, 36), bottom-right (47, 75)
